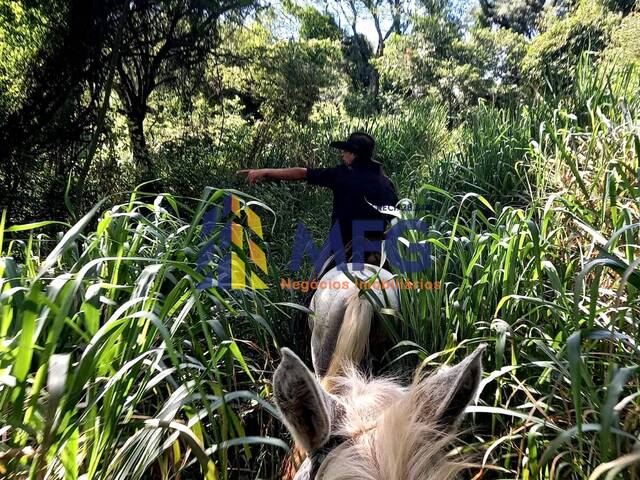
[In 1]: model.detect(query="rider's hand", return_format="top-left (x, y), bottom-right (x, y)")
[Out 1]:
top-left (236, 169), bottom-right (267, 185)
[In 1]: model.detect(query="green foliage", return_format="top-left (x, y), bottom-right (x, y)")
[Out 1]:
top-left (0, 189), bottom-right (294, 479)
top-left (466, 26), bottom-right (528, 104)
top-left (479, 0), bottom-right (550, 36)
top-left (0, 1), bottom-right (50, 122)
top-left (523, 0), bottom-right (620, 92)
top-left (431, 101), bottom-right (535, 205)
top-left (114, 0), bottom-right (258, 168)
top-left (385, 59), bottom-right (640, 477)
top-left (604, 0), bottom-right (637, 14)
top-left (374, 18), bottom-right (465, 109)
top-left (3, 2), bottom-right (640, 477)
top-left (4, 58), bottom-right (640, 478)
top-left (375, 17), bottom-right (527, 119)
top-left (221, 23), bottom-right (344, 123)
top-left (341, 33), bottom-right (376, 114)
top-left (602, 11), bottom-right (640, 67)
top-left (283, 0), bottom-right (342, 40)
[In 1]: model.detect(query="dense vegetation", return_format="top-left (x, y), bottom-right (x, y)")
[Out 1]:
top-left (1, 0), bottom-right (639, 478)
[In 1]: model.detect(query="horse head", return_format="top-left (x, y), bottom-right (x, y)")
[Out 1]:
top-left (273, 345), bottom-right (485, 480)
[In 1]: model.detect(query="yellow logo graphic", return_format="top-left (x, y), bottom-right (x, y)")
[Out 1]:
top-left (224, 194), bottom-right (268, 290)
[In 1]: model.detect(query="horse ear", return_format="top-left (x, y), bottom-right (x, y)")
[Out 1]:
top-left (414, 344), bottom-right (486, 429)
top-left (273, 348), bottom-right (331, 452)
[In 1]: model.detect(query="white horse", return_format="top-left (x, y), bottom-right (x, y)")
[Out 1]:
top-left (274, 262), bottom-right (484, 479)
top-left (273, 345), bottom-right (485, 479)
top-left (307, 263), bottom-right (400, 379)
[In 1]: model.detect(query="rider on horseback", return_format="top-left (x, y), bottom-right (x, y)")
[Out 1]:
top-left (237, 132), bottom-right (399, 267)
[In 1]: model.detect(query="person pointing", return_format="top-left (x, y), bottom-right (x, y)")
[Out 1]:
top-left (237, 132), bottom-right (398, 265)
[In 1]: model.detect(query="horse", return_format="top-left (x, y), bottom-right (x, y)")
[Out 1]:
top-left (307, 262), bottom-right (400, 380)
top-left (275, 262), bottom-right (485, 479)
top-left (273, 345), bottom-right (485, 479)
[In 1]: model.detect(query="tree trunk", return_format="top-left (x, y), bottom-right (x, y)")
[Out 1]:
top-left (370, 12), bottom-right (385, 109)
top-left (369, 42), bottom-right (383, 109)
top-left (76, 9), bottom-right (126, 202)
top-left (371, 68), bottom-right (381, 100)
top-left (127, 112), bottom-right (150, 170)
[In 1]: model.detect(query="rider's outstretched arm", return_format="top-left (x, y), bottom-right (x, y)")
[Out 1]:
top-left (237, 167), bottom-right (307, 184)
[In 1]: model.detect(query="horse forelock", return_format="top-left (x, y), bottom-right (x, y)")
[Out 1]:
top-left (311, 368), bottom-right (466, 480)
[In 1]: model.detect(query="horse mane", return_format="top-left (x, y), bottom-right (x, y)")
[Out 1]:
top-left (281, 444), bottom-right (305, 480)
top-left (322, 290), bottom-right (375, 389)
top-left (321, 367), bottom-right (466, 480)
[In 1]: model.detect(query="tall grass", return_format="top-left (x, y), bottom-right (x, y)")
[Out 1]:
top-left (2, 55), bottom-right (639, 479)
top-left (0, 188), bottom-right (302, 479)
top-left (381, 57), bottom-right (640, 478)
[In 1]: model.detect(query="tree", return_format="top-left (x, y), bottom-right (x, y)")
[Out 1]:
top-left (602, 11), bottom-right (640, 68)
top-left (0, 0), bottom-right (120, 221)
top-left (604, 0), bottom-right (637, 15)
top-left (522, 0), bottom-right (619, 92)
top-left (342, 32), bottom-right (374, 92)
top-left (114, 0), bottom-right (256, 170)
top-left (218, 22), bottom-right (343, 123)
top-left (283, 1), bottom-right (374, 113)
top-left (283, 0), bottom-right (342, 40)
top-left (478, 0), bottom-right (550, 36)
top-left (329, 0), bottom-right (415, 100)
top-left (374, 4), bottom-right (528, 120)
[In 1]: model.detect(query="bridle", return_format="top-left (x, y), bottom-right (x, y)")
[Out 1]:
top-left (303, 382), bottom-right (382, 479)
top-left (306, 419), bottom-right (379, 478)
top-left (308, 434), bottom-right (349, 479)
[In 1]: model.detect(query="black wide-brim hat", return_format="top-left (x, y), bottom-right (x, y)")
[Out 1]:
top-left (330, 132), bottom-right (375, 159)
